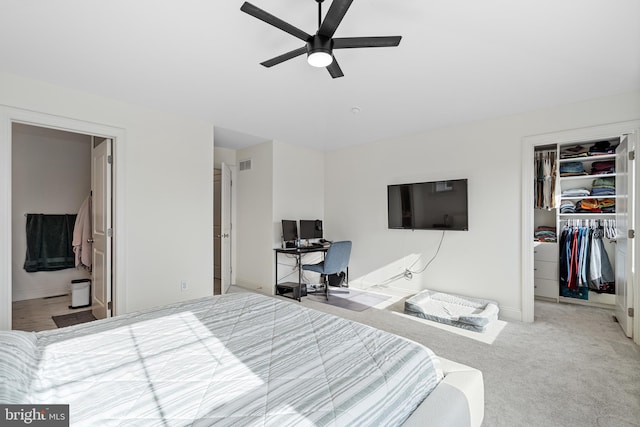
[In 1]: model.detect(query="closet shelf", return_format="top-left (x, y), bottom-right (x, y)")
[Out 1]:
top-left (559, 173), bottom-right (617, 181)
top-left (560, 195), bottom-right (618, 200)
top-left (558, 213), bottom-right (616, 217)
top-left (558, 153), bottom-right (616, 163)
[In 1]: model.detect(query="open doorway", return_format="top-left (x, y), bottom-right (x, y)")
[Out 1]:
top-left (521, 121), bottom-right (639, 345)
top-left (0, 107), bottom-right (125, 332)
top-left (10, 123), bottom-right (113, 331)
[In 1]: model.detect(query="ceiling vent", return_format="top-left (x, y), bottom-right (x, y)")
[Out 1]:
top-left (239, 159), bottom-right (252, 171)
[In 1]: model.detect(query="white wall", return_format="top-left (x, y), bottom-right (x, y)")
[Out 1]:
top-left (272, 141), bottom-right (325, 284)
top-left (11, 124), bottom-right (91, 301)
top-left (272, 141), bottom-right (324, 241)
top-left (233, 140), bottom-right (325, 292)
top-left (235, 141), bottom-right (274, 293)
top-left (213, 146), bottom-right (236, 169)
top-left (325, 90), bottom-right (640, 321)
top-left (0, 72), bottom-right (214, 329)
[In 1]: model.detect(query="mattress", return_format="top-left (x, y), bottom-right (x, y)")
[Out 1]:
top-left (1, 293), bottom-right (443, 426)
top-left (404, 290), bottom-right (499, 332)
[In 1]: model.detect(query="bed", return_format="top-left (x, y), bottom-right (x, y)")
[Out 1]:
top-left (1, 292), bottom-right (484, 426)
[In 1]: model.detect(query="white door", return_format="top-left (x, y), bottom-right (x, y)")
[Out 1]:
top-left (615, 135), bottom-right (634, 337)
top-left (91, 138), bottom-right (112, 319)
top-left (221, 163), bottom-right (232, 294)
top-left (213, 169), bottom-right (221, 292)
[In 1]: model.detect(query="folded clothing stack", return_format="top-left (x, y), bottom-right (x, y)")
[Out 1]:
top-left (534, 226), bottom-right (557, 242)
top-left (591, 177), bottom-right (615, 196)
top-left (589, 140), bottom-right (618, 156)
top-left (559, 161), bottom-right (587, 176)
top-left (560, 145), bottom-right (589, 159)
top-left (560, 200), bottom-right (576, 213)
top-left (590, 160), bottom-right (615, 175)
top-left (561, 188), bottom-right (590, 197)
top-left (575, 198), bottom-right (615, 213)
top-left (598, 198), bottom-right (616, 213)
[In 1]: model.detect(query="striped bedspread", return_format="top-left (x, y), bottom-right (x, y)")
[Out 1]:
top-left (2, 293), bottom-right (443, 426)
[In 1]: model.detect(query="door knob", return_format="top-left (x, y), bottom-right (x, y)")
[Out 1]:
top-left (87, 238), bottom-right (94, 243)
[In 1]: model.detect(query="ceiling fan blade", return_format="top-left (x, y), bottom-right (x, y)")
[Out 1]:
top-left (333, 36), bottom-right (402, 49)
top-left (241, 2), bottom-right (311, 42)
top-left (327, 58), bottom-right (344, 79)
top-left (318, 0), bottom-right (354, 39)
top-left (260, 46), bottom-right (307, 68)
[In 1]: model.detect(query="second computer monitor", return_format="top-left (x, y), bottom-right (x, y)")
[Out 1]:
top-left (299, 219), bottom-right (323, 239)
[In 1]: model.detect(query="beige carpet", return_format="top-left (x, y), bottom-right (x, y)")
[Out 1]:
top-left (265, 287), bottom-right (640, 427)
top-left (306, 287), bottom-right (390, 311)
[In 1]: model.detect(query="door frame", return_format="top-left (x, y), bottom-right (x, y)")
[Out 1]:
top-left (220, 162), bottom-right (232, 294)
top-left (521, 120), bottom-right (640, 345)
top-left (0, 106), bottom-right (127, 329)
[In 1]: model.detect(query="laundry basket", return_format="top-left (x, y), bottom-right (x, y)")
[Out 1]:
top-left (70, 279), bottom-right (91, 308)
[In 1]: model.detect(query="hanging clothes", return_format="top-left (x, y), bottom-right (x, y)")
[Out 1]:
top-left (535, 150), bottom-right (557, 210)
top-left (72, 195), bottom-right (93, 270)
top-left (559, 221), bottom-right (615, 300)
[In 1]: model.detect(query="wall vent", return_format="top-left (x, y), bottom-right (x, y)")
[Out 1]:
top-left (239, 159), bottom-right (252, 171)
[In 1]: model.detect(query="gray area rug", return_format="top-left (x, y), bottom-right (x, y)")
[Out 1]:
top-left (52, 310), bottom-right (96, 328)
top-left (309, 287), bottom-right (389, 311)
top-left (295, 291), bottom-right (640, 427)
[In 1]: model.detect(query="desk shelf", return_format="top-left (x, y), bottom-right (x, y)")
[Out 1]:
top-left (274, 246), bottom-right (328, 301)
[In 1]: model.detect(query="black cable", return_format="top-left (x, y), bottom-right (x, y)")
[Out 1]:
top-left (372, 231), bottom-right (446, 287)
top-left (409, 230), bottom-right (445, 274)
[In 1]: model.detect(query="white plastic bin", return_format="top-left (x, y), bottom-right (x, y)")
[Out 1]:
top-left (70, 279), bottom-right (91, 308)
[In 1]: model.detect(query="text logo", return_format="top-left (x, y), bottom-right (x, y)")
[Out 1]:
top-left (1, 405), bottom-right (69, 426)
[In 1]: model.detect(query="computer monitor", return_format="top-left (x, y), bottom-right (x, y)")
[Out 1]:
top-left (281, 220), bottom-right (298, 242)
top-left (299, 219), bottom-right (323, 239)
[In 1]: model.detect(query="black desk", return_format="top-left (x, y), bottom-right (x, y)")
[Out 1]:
top-left (274, 246), bottom-right (328, 301)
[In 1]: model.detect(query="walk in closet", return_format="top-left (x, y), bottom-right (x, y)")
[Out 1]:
top-left (532, 130), bottom-right (636, 337)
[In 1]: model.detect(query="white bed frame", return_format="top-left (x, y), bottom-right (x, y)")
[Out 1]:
top-left (403, 358), bottom-right (485, 427)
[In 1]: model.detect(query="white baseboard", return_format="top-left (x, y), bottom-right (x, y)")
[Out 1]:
top-left (498, 306), bottom-right (522, 322)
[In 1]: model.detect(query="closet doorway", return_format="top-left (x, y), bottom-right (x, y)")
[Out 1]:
top-left (10, 123), bottom-right (113, 331)
top-left (521, 120), bottom-right (639, 346)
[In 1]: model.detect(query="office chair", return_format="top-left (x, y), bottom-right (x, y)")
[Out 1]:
top-left (302, 241), bottom-right (352, 300)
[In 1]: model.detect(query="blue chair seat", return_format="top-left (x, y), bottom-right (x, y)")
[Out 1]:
top-left (302, 262), bottom-right (325, 274)
top-left (302, 241), bottom-right (351, 300)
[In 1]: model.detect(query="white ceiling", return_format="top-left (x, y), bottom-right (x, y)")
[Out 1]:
top-left (1, 0), bottom-right (638, 151)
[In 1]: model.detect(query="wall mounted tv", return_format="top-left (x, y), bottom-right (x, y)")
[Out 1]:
top-left (387, 179), bottom-right (469, 231)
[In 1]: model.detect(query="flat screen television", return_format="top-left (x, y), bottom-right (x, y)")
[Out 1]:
top-left (387, 179), bottom-right (468, 231)
top-left (299, 219), bottom-right (323, 239)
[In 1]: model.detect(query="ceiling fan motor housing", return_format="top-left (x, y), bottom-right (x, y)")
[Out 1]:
top-left (307, 34), bottom-right (333, 56)
top-left (306, 34), bottom-right (334, 67)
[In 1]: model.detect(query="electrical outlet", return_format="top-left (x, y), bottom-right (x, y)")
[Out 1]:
top-left (180, 280), bottom-right (188, 291)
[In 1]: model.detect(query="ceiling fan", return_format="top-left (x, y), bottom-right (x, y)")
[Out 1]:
top-left (240, 0), bottom-right (402, 78)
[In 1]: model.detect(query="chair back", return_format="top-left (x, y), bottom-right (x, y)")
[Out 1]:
top-left (323, 241), bottom-right (352, 275)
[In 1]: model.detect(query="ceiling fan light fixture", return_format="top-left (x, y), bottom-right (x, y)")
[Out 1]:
top-left (307, 50), bottom-right (333, 67)
top-left (241, 1), bottom-right (402, 78)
